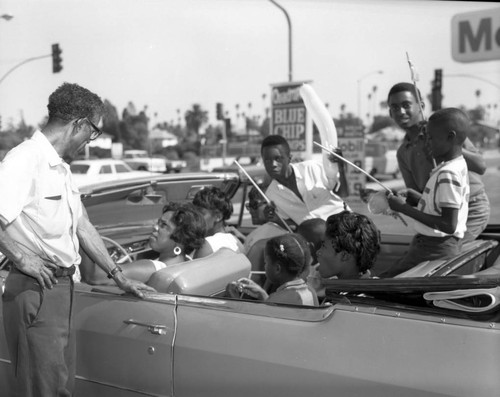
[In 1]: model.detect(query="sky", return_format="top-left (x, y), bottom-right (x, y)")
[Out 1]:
top-left (0, 0), bottom-right (499, 130)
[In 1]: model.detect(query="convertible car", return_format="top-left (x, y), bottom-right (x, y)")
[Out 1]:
top-left (1, 170), bottom-right (500, 397)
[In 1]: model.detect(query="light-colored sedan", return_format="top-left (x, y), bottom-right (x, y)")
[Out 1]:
top-left (70, 158), bottom-right (158, 188)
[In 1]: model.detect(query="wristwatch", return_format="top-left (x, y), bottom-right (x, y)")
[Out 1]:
top-left (107, 265), bottom-right (123, 279)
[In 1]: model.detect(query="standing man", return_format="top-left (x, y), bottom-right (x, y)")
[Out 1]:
top-left (0, 82), bottom-right (155, 397)
top-left (261, 134), bottom-right (350, 226)
top-left (388, 82), bottom-right (490, 244)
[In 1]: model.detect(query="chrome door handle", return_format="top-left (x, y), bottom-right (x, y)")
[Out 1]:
top-left (124, 319), bottom-right (168, 335)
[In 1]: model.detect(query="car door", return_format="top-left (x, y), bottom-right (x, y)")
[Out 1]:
top-left (171, 295), bottom-right (500, 397)
top-left (73, 286), bottom-right (176, 397)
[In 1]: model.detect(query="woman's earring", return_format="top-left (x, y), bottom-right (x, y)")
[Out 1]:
top-left (173, 246), bottom-right (182, 256)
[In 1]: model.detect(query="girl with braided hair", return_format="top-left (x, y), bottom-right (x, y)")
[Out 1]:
top-left (317, 211), bottom-right (380, 280)
top-left (226, 233), bottom-right (318, 306)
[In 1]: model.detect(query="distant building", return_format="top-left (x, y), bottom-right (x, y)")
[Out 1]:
top-left (369, 126), bottom-right (405, 142)
top-left (150, 128), bottom-right (178, 147)
top-left (89, 132), bottom-right (113, 149)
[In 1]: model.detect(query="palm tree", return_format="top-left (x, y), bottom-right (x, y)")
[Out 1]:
top-left (184, 104), bottom-right (208, 135)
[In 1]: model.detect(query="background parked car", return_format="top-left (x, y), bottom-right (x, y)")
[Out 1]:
top-left (70, 158), bottom-right (155, 188)
top-left (364, 140), bottom-right (400, 179)
top-left (123, 149), bottom-right (168, 173)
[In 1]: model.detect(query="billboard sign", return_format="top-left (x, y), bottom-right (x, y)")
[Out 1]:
top-left (337, 125), bottom-right (365, 199)
top-left (451, 7), bottom-right (500, 62)
top-left (270, 81), bottom-right (311, 154)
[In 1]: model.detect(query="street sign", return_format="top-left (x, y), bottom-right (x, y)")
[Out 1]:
top-left (451, 7), bottom-right (500, 63)
top-left (337, 125), bottom-right (365, 199)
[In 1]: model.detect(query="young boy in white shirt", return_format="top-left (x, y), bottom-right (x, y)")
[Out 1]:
top-left (382, 108), bottom-right (471, 277)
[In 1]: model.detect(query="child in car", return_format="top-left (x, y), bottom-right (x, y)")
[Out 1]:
top-left (381, 108), bottom-right (471, 277)
top-left (226, 233), bottom-right (318, 306)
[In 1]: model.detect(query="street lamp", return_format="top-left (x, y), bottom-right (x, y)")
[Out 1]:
top-left (357, 70), bottom-right (383, 121)
top-left (268, 0), bottom-right (292, 82)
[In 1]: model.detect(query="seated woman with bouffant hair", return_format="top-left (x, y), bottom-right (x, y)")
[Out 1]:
top-left (81, 202), bottom-right (207, 285)
top-left (193, 186), bottom-right (244, 259)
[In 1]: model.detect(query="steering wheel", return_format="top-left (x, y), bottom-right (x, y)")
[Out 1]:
top-left (101, 236), bottom-right (133, 264)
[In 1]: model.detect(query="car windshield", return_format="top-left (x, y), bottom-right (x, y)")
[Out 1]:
top-left (126, 152), bottom-right (148, 158)
top-left (70, 164), bottom-right (90, 174)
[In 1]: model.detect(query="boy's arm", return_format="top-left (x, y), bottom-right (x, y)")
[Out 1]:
top-left (327, 150), bottom-right (349, 197)
top-left (333, 159), bottom-right (349, 197)
top-left (462, 138), bottom-right (486, 175)
top-left (399, 188), bottom-right (422, 207)
top-left (388, 195), bottom-right (458, 234)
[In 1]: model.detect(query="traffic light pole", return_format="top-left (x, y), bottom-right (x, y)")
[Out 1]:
top-left (444, 74), bottom-right (500, 91)
top-left (0, 54), bottom-right (51, 87)
top-left (221, 118), bottom-right (227, 167)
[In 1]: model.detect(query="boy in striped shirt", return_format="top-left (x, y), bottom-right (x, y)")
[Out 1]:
top-left (381, 108), bottom-right (471, 277)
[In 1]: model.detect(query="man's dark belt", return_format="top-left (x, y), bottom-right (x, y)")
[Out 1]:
top-left (52, 265), bottom-right (76, 278)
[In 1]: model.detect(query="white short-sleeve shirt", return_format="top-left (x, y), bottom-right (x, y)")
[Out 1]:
top-left (0, 131), bottom-right (83, 267)
top-left (414, 156), bottom-right (469, 238)
top-left (265, 160), bottom-right (349, 225)
top-left (205, 232), bottom-right (244, 254)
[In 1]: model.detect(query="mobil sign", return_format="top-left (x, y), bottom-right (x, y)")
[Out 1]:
top-left (451, 7), bottom-right (500, 62)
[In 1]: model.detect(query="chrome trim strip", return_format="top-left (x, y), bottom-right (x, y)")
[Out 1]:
top-left (75, 375), bottom-right (169, 397)
top-left (335, 303), bottom-right (500, 329)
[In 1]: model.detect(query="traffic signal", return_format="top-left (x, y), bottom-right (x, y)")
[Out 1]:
top-left (224, 118), bottom-right (231, 136)
top-left (434, 69), bottom-right (442, 89)
top-left (431, 89), bottom-right (442, 112)
top-left (216, 103), bottom-right (224, 120)
top-left (431, 68), bottom-right (443, 111)
top-left (51, 43), bottom-right (63, 73)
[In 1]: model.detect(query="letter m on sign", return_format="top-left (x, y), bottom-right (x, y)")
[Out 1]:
top-left (451, 7), bottom-right (500, 63)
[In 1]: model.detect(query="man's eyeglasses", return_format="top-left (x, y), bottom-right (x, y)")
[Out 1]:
top-left (85, 118), bottom-right (102, 141)
top-left (245, 201), bottom-right (266, 211)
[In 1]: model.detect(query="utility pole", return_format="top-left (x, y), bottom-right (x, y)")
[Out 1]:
top-left (269, 0), bottom-right (293, 82)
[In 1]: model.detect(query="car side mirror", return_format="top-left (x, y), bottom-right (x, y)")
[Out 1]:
top-left (144, 193), bottom-right (164, 203)
top-left (127, 188), bottom-right (166, 205)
